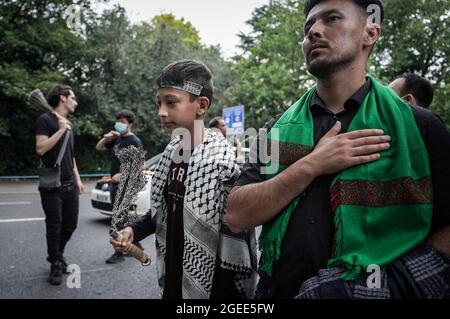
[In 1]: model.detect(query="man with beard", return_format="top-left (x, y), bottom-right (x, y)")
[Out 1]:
top-left (226, 0), bottom-right (450, 299)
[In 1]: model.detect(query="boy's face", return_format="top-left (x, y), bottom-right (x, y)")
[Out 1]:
top-left (157, 88), bottom-right (207, 133)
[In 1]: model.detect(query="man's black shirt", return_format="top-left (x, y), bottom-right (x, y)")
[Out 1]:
top-left (105, 134), bottom-right (143, 176)
top-left (235, 80), bottom-right (450, 299)
top-left (35, 112), bottom-right (75, 182)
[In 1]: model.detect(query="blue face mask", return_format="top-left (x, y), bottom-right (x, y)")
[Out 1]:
top-left (114, 122), bottom-right (128, 134)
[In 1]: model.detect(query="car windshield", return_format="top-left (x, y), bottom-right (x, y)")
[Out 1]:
top-left (145, 153), bottom-right (162, 171)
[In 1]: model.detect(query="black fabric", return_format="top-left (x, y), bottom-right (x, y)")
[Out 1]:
top-left (210, 264), bottom-right (245, 299)
top-left (162, 154), bottom-right (189, 299)
top-left (39, 181), bottom-right (79, 263)
top-left (235, 81), bottom-right (450, 299)
top-left (105, 134), bottom-right (143, 176)
top-left (35, 112), bottom-right (75, 183)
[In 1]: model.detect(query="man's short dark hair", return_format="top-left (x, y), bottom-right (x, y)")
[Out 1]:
top-left (208, 116), bottom-right (224, 128)
top-left (116, 109), bottom-right (135, 124)
top-left (156, 59), bottom-right (214, 105)
top-left (47, 85), bottom-right (73, 108)
top-left (396, 73), bottom-right (434, 108)
top-left (304, 0), bottom-right (384, 24)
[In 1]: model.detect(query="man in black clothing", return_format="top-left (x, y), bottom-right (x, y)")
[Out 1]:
top-left (389, 73), bottom-right (434, 109)
top-left (226, 0), bottom-right (450, 299)
top-left (96, 109), bottom-right (144, 263)
top-left (35, 84), bottom-right (85, 286)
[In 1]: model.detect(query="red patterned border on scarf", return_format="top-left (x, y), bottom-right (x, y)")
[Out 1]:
top-left (268, 141), bottom-right (313, 166)
top-left (330, 176), bottom-right (433, 212)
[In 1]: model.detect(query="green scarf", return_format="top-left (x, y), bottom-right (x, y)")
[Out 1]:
top-left (259, 76), bottom-right (433, 279)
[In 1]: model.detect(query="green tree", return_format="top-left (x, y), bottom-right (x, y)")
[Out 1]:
top-left (0, 2), bottom-right (233, 175)
top-left (227, 0), bottom-right (450, 130)
top-left (224, 0), bottom-right (308, 130)
top-left (371, 0), bottom-right (450, 124)
top-left (0, 0), bottom-right (95, 175)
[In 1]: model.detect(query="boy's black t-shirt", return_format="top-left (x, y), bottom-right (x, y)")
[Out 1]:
top-left (105, 134), bottom-right (143, 176)
top-left (162, 155), bottom-right (189, 299)
top-left (35, 112), bottom-right (75, 182)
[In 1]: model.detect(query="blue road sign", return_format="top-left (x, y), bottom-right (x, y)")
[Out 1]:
top-left (222, 105), bottom-right (245, 135)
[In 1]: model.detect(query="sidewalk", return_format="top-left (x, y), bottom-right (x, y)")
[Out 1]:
top-left (0, 180), bottom-right (97, 195)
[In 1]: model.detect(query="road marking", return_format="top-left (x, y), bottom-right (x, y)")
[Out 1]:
top-left (0, 201), bottom-right (32, 205)
top-left (4, 267), bottom-right (116, 282)
top-left (0, 217), bottom-right (45, 223)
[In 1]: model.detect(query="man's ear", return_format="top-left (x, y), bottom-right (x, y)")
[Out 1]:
top-left (402, 94), bottom-right (416, 105)
top-left (363, 22), bottom-right (381, 50)
top-left (196, 96), bottom-right (210, 117)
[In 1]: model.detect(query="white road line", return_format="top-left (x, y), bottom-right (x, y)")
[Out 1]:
top-left (0, 217), bottom-right (44, 223)
top-left (4, 267), bottom-right (115, 282)
top-left (0, 202), bottom-right (32, 205)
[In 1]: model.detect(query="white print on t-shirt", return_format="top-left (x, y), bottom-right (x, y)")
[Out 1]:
top-left (169, 166), bottom-right (186, 184)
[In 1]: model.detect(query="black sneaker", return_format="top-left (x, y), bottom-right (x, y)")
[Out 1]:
top-left (105, 250), bottom-right (125, 264)
top-left (49, 261), bottom-right (62, 285)
top-left (61, 257), bottom-right (70, 274)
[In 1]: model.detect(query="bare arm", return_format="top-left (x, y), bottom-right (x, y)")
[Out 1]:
top-left (73, 158), bottom-right (85, 194)
top-left (95, 131), bottom-right (120, 151)
top-left (36, 131), bottom-right (65, 157)
top-left (36, 113), bottom-right (70, 156)
top-left (227, 156), bottom-right (317, 233)
top-left (226, 122), bottom-right (391, 233)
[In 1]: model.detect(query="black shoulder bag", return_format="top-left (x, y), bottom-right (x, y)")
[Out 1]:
top-left (38, 130), bottom-right (71, 190)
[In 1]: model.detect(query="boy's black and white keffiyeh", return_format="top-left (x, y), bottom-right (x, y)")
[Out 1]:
top-left (150, 128), bottom-right (258, 299)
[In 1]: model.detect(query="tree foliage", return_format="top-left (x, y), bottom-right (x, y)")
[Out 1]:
top-left (0, 0), bottom-right (448, 175)
top-left (226, 0), bottom-right (450, 130)
top-left (0, 0), bottom-right (232, 175)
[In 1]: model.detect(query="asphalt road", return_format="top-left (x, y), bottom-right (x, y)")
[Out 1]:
top-left (0, 191), bottom-right (160, 299)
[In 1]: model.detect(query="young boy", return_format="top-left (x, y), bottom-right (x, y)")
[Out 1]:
top-left (110, 60), bottom-right (257, 299)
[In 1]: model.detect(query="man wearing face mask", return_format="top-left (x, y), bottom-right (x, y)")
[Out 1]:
top-left (96, 109), bottom-right (144, 263)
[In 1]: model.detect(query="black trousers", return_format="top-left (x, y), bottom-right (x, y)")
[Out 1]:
top-left (40, 181), bottom-right (79, 263)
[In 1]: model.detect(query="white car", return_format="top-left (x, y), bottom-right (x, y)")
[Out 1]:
top-left (90, 153), bottom-right (162, 216)
top-left (90, 148), bottom-right (250, 217)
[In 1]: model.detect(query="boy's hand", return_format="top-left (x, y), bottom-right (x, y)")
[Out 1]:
top-left (143, 170), bottom-right (154, 177)
top-left (103, 131), bottom-right (120, 140)
top-left (110, 227), bottom-right (134, 252)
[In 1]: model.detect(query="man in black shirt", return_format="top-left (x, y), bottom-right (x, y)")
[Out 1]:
top-left (96, 109), bottom-right (144, 263)
top-left (35, 84), bottom-right (84, 286)
top-left (226, 0), bottom-right (450, 299)
top-left (389, 73), bottom-right (434, 109)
